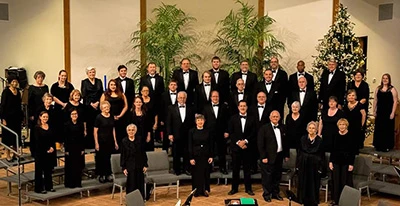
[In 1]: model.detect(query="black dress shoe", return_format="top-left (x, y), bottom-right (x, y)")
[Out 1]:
top-left (99, 176), bottom-right (106, 183)
top-left (263, 196), bottom-right (272, 202)
top-left (245, 190), bottom-right (255, 196)
top-left (41, 190), bottom-right (47, 194)
top-left (228, 190), bottom-right (238, 195)
top-left (272, 194), bottom-right (283, 201)
top-left (203, 191), bottom-right (209, 197)
top-left (48, 189), bottom-right (56, 192)
top-left (220, 169), bottom-right (228, 175)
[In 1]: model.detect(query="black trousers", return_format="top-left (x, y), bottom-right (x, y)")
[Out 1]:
top-left (34, 159), bottom-right (53, 192)
top-left (126, 168), bottom-right (145, 199)
top-left (85, 105), bottom-right (99, 149)
top-left (332, 163), bottom-right (353, 203)
top-left (192, 155), bottom-right (210, 193)
top-left (231, 150), bottom-right (252, 191)
top-left (215, 136), bottom-right (227, 170)
top-left (64, 151), bottom-right (84, 188)
top-left (161, 125), bottom-right (171, 151)
top-left (114, 117), bottom-right (126, 153)
top-left (95, 149), bottom-right (112, 177)
top-left (172, 140), bottom-right (189, 174)
top-left (260, 152), bottom-right (283, 197)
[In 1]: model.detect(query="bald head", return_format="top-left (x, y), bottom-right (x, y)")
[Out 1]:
top-left (298, 76), bottom-right (307, 90)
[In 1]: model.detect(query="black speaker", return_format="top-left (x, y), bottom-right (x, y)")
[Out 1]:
top-left (5, 67), bottom-right (28, 89)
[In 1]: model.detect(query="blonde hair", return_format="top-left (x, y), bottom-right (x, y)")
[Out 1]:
top-left (69, 89), bottom-right (81, 101)
top-left (337, 118), bottom-right (349, 127)
top-left (307, 121), bottom-right (318, 130)
top-left (42, 93), bottom-right (53, 102)
top-left (86, 66), bottom-right (96, 74)
top-left (100, 101), bottom-right (111, 109)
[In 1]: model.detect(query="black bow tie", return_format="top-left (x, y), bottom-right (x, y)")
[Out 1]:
top-left (258, 105), bottom-right (264, 108)
top-left (120, 78), bottom-right (126, 81)
top-left (238, 92), bottom-right (244, 94)
top-left (329, 71), bottom-right (334, 75)
top-left (149, 75), bottom-right (155, 78)
top-left (179, 105), bottom-right (185, 108)
top-left (170, 92), bottom-right (176, 95)
top-left (300, 90), bottom-right (305, 93)
top-left (213, 70), bottom-right (219, 73)
top-left (204, 83), bottom-right (210, 86)
top-left (240, 115), bottom-right (247, 119)
top-left (183, 71), bottom-right (189, 74)
top-left (265, 82), bottom-right (272, 85)
top-left (241, 73), bottom-right (247, 75)
top-left (272, 70), bottom-right (277, 73)
top-left (273, 125), bottom-right (279, 129)
top-left (213, 104), bottom-right (219, 107)
top-left (298, 73), bottom-right (304, 76)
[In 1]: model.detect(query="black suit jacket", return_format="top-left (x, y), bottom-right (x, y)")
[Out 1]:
top-left (319, 69), bottom-right (346, 107)
top-left (288, 72), bottom-right (315, 93)
top-left (209, 69), bottom-right (230, 103)
top-left (172, 69), bottom-right (199, 105)
top-left (139, 74), bottom-right (165, 101)
top-left (228, 114), bottom-right (257, 153)
top-left (230, 71), bottom-right (258, 95)
top-left (194, 83), bottom-right (216, 113)
top-left (257, 124), bottom-right (289, 164)
top-left (248, 104), bottom-right (273, 131)
top-left (115, 77), bottom-right (135, 110)
top-left (288, 89), bottom-right (318, 123)
top-left (229, 90), bottom-right (252, 115)
top-left (256, 81), bottom-right (283, 116)
top-left (166, 104), bottom-right (195, 141)
top-left (202, 103), bottom-right (230, 136)
top-left (159, 91), bottom-right (177, 123)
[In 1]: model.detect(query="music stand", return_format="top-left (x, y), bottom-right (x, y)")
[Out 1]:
top-left (181, 188), bottom-right (197, 206)
top-left (394, 166), bottom-right (400, 178)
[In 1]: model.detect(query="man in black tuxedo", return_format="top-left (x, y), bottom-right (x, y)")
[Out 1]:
top-left (194, 71), bottom-right (215, 113)
top-left (166, 91), bottom-right (195, 176)
top-left (172, 58), bottom-right (199, 105)
top-left (160, 80), bottom-right (178, 151)
top-left (248, 91), bottom-right (272, 173)
top-left (227, 100), bottom-right (255, 196)
top-left (115, 65), bottom-right (135, 111)
top-left (269, 57), bottom-right (288, 116)
top-left (257, 69), bottom-right (285, 119)
top-left (257, 110), bottom-right (290, 202)
top-left (209, 56), bottom-right (230, 104)
top-left (288, 76), bottom-right (318, 123)
top-left (288, 60), bottom-right (315, 93)
top-left (139, 62), bottom-right (165, 102)
top-left (202, 91), bottom-right (230, 174)
top-left (229, 78), bottom-right (251, 115)
top-left (318, 59), bottom-right (346, 110)
top-left (230, 60), bottom-right (258, 96)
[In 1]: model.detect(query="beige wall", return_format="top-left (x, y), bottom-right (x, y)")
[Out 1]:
top-left (70, 0), bottom-right (140, 89)
top-left (146, 0), bottom-right (258, 74)
top-left (0, 0), bottom-right (64, 87)
top-left (342, 0), bottom-right (400, 91)
top-left (265, 0), bottom-right (333, 75)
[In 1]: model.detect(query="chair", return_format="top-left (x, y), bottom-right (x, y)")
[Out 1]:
top-left (126, 189), bottom-right (145, 206)
top-left (110, 154), bottom-right (127, 205)
top-left (320, 152), bottom-right (331, 202)
top-left (145, 151), bottom-right (179, 201)
top-left (339, 185), bottom-right (361, 206)
top-left (280, 149), bottom-right (297, 190)
top-left (353, 155), bottom-right (372, 200)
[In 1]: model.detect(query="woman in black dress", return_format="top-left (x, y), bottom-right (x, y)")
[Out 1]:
top-left (344, 90), bottom-right (366, 149)
top-left (64, 109), bottom-right (85, 188)
top-left (34, 111), bottom-right (56, 194)
top-left (120, 124), bottom-right (148, 198)
top-left (347, 69), bottom-right (370, 112)
top-left (188, 114), bottom-right (213, 197)
top-left (296, 121), bottom-right (324, 206)
top-left (373, 73), bottom-right (398, 152)
top-left (81, 67), bottom-right (103, 149)
top-left (94, 101), bottom-right (118, 183)
top-left (28, 71), bottom-right (49, 156)
top-left (35, 93), bottom-right (56, 128)
top-left (100, 79), bottom-right (128, 151)
top-left (318, 96), bottom-right (344, 152)
top-left (64, 89), bottom-right (86, 132)
top-left (140, 86), bottom-right (158, 151)
top-left (0, 76), bottom-right (23, 162)
top-left (329, 118), bottom-right (356, 205)
top-left (129, 96), bottom-right (151, 150)
top-left (50, 70), bottom-right (74, 145)
top-left (285, 101), bottom-right (307, 149)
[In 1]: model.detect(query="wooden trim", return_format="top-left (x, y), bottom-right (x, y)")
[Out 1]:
top-left (332, 0), bottom-right (340, 24)
top-left (140, 0), bottom-right (147, 70)
top-left (257, 0), bottom-right (265, 67)
top-left (63, 0), bottom-right (71, 80)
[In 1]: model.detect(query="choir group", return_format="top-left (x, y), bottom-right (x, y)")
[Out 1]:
top-left (0, 56), bottom-right (398, 205)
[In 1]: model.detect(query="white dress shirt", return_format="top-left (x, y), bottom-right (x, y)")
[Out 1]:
top-left (265, 81), bottom-right (272, 93)
top-left (212, 102), bottom-right (219, 118)
top-left (170, 90), bottom-right (177, 105)
top-left (299, 88), bottom-right (306, 106)
top-left (257, 104), bottom-right (265, 121)
top-left (204, 82), bottom-right (211, 100)
top-left (120, 77), bottom-right (127, 93)
top-left (272, 123), bottom-right (283, 152)
top-left (241, 72), bottom-right (247, 84)
top-left (213, 69), bottom-right (219, 84)
top-left (183, 71), bottom-right (189, 90)
top-left (328, 69), bottom-right (335, 85)
top-left (272, 69), bottom-right (278, 81)
top-left (238, 90), bottom-right (244, 102)
top-left (240, 113), bottom-right (247, 134)
top-left (149, 74), bottom-right (156, 90)
top-left (297, 72), bottom-right (305, 79)
top-left (179, 104), bottom-right (186, 122)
